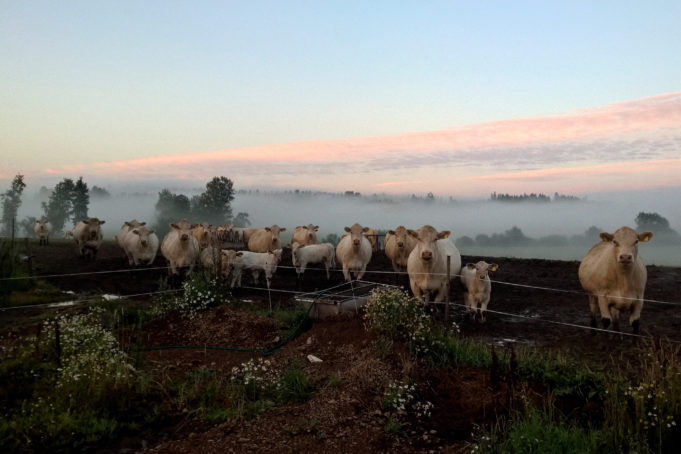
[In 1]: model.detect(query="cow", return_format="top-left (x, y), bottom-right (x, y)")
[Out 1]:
top-left (230, 249), bottom-right (283, 289)
top-left (34, 219), bottom-right (53, 245)
top-left (384, 225), bottom-right (417, 272)
top-left (365, 227), bottom-right (380, 252)
top-left (406, 225), bottom-right (461, 302)
top-left (160, 220), bottom-right (200, 276)
top-left (460, 261), bottom-right (499, 322)
top-left (191, 223), bottom-right (215, 249)
top-left (578, 226), bottom-right (653, 333)
top-left (291, 242), bottom-right (336, 280)
top-left (292, 224), bottom-right (319, 246)
top-left (335, 223), bottom-right (373, 282)
top-left (73, 218), bottom-right (106, 260)
top-left (114, 220), bottom-right (146, 250)
top-left (122, 225), bottom-right (159, 266)
top-left (247, 225), bottom-right (286, 253)
top-left (220, 249), bottom-right (238, 279)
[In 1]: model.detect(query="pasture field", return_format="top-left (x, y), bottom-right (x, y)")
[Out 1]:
top-left (2, 238), bottom-right (681, 452)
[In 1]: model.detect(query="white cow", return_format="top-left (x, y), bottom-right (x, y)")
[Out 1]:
top-left (160, 220), bottom-right (200, 276)
top-left (122, 225), bottom-right (159, 266)
top-left (248, 225), bottom-right (286, 253)
top-left (34, 219), bottom-right (53, 245)
top-left (460, 261), bottom-right (499, 322)
top-left (406, 225), bottom-right (461, 302)
top-left (335, 223), bottom-right (373, 282)
top-left (230, 249), bottom-right (282, 289)
top-left (73, 218), bottom-right (106, 259)
top-left (384, 226), bottom-right (417, 272)
top-left (578, 226), bottom-right (653, 333)
top-left (114, 219), bottom-right (146, 249)
top-left (291, 242), bottom-right (336, 279)
top-left (292, 224), bottom-right (319, 246)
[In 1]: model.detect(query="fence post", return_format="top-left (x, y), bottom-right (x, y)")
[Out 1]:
top-left (445, 255), bottom-right (451, 322)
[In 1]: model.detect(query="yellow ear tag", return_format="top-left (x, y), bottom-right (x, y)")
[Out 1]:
top-left (443, 233), bottom-right (449, 239)
top-left (491, 265), bottom-right (498, 271)
top-left (643, 236), bottom-right (650, 242)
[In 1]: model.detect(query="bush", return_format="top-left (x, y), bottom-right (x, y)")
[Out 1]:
top-left (154, 272), bottom-right (230, 319)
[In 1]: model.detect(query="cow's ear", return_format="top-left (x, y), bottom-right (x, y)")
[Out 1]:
top-left (387, 230), bottom-right (395, 235)
top-left (170, 223), bottom-right (179, 230)
top-left (314, 226), bottom-right (319, 231)
top-left (438, 230), bottom-right (451, 239)
top-left (191, 223), bottom-right (199, 229)
top-left (280, 228), bottom-right (286, 232)
top-left (124, 221), bottom-right (131, 227)
top-left (100, 220), bottom-right (105, 224)
top-left (236, 252), bottom-right (244, 257)
top-left (466, 263), bottom-right (475, 270)
top-left (639, 232), bottom-right (653, 242)
top-left (490, 264), bottom-right (499, 272)
top-left (296, 226), bottom-right (303, 229)
top-left (132, 229), bottom-right (139, 235)
top-left (362, 227), bottom-right (370, 233)
top-left (148, 229), bottom-right (155, 234)
top-left (344, 226), bottom-right (351, 233)
top-left (140, 222), bottom-right (146, 226)
top-left (600, 232), bottom-right (614, 242)
top-left (83, 220), bottom-right (90, 225)
top-left (407, 229), bottom-right (418, 239)
top-left (265, 227), bottom-right (271, 232)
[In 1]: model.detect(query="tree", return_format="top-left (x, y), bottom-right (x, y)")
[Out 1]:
top-left (635, 212), bottom-right (671, 232)
top-left (1, 174), bottom-right (26, 236)
top-left (155, 189), bottom-right (191, 238)
top-left (72, 177), bottom-right (89, 223)
top-left (190, 177), bottom-right (235, 225)
top-left (19, 216), bottom-right (37, 237)
top-left (91, 185), bottom-right (111, 199)
top-left (233, 212), bottom-right (251, 228)
top-left (42, 178), bottom-right (75, 233)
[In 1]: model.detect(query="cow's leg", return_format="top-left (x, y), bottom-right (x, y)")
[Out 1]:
top-left (588, 294), bottom-right (599, 327)
top-left (480, 298), bottom-right (489, 323)
top-left (630, 298), bottom-right (643, 334)
top-left (356, 264), bottom-right (367, 281)
top-left (598, 296), bottom-right (611, 329)
top-left (342, 265), bottom-right (351, 282)
top-left (610, 307), bottom-right (621, 332)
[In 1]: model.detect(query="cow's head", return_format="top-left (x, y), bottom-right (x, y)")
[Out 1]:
top-left (600, 226), bottom-right (653, 265)
top-left (407, 225), bottom-right (450, 262)
top-left (344, 223), bottom-right (369, 248)
top-left (466, 261), bottom-right (499, 280)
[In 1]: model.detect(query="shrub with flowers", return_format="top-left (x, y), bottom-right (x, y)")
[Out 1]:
top-left (38, 307), bottom-right (136, 395)
top-left (383, 378), bottom-right (433, 429)
top-left (364, 287), bottom-right (432, 350)
top-left (155, 273), bottom-right (230, 319)
top-left (230, 358), bottom-right (281, 400)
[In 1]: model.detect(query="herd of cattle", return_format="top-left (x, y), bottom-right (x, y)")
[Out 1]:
top-left (31, 218), bottom-right (654, 333)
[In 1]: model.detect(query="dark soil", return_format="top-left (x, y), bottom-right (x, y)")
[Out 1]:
top-left (4, 238), bottom-right (681, 453)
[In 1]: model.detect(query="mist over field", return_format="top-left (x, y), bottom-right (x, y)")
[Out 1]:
top-left (15, 184), bottom-right (681, 266)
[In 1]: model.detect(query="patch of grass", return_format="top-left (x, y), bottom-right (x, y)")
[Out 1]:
top-left (328, 374), bottom-right (343, 388)
top-left (472, 407), bottom-right (604, 454)
top-left (277, 360), bottom-right (314, 403)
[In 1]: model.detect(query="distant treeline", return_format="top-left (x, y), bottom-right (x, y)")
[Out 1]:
top-left (490, 192), bottom-right (583, 203)
top-left (455, 213), bottom-right (681, 249)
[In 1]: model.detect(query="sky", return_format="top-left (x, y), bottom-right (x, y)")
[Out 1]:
top-left (2, 1), bottom-right (681, 197)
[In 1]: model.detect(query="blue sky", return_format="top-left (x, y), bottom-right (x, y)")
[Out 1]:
top-left (1, 1), bottom-right (680, 195)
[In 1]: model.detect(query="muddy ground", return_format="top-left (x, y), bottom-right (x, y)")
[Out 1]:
top-left (4, 238), bottom-right (681, 453)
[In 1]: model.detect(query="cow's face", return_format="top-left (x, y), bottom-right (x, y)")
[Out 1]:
top-left (601, 227), bottom-right (653, 265)
top-left (466, 261), bottom-right (498, 280)
top-left (392, 226), bottom-right (409, 249)
top-left (408, 225), bottom-right (450, 262)
top-left (344, 223), bottom-right (368, 247)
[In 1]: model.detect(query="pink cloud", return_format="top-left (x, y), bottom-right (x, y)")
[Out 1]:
top-left (28, 90), bottom-right (681, 195)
